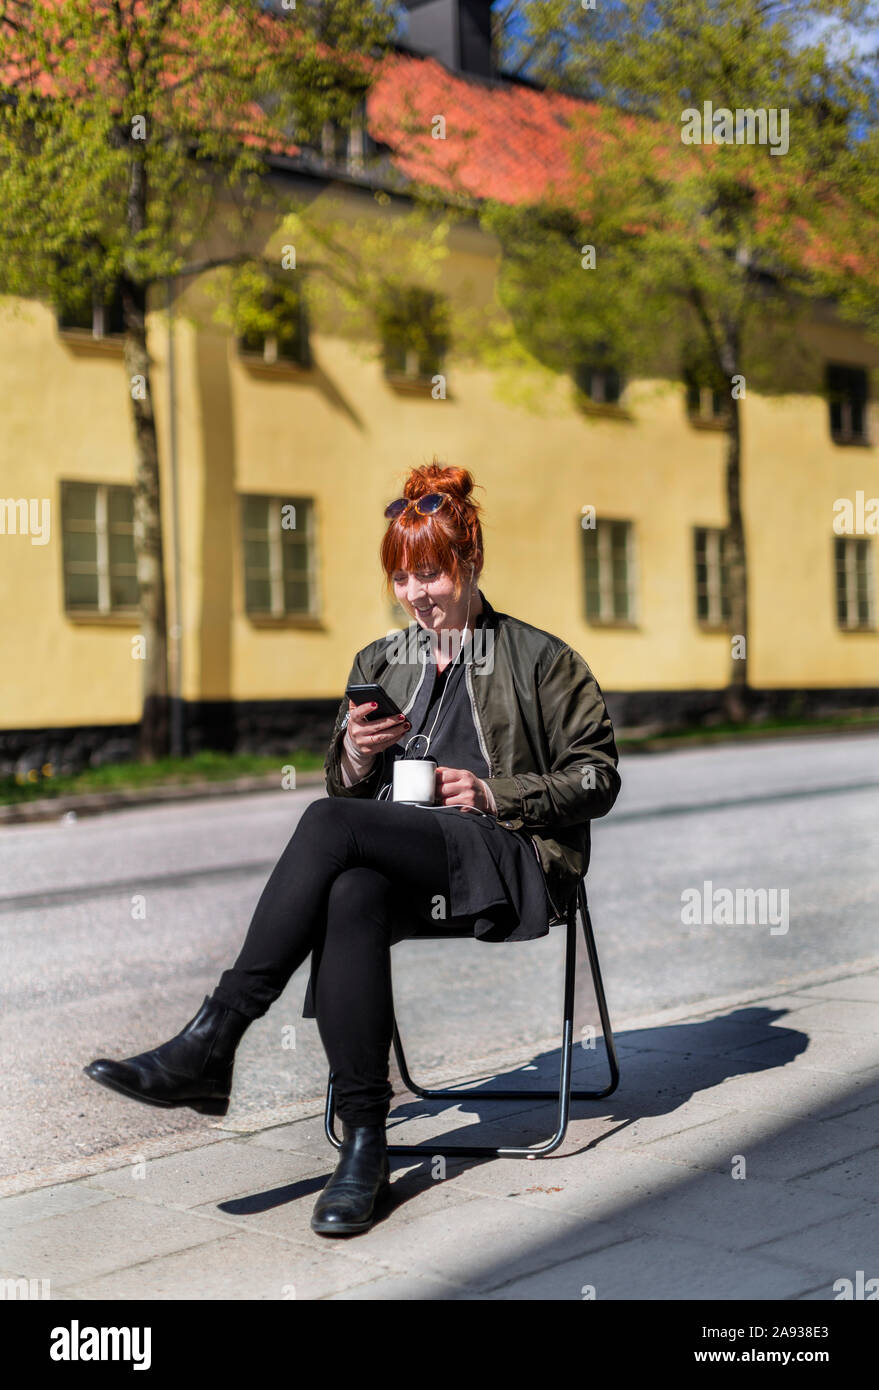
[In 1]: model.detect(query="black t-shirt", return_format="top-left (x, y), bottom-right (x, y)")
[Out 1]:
top-left (400, 650), bottom-right (490, 777)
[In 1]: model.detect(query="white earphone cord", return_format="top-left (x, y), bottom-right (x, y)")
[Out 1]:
top-left (406, 585), bottom-right (473, 759)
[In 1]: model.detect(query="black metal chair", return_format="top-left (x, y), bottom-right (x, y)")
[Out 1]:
top-left (323, 878), bottom-right (619, 1159)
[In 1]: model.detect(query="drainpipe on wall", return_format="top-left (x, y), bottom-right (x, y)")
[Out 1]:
top-left (165, 276), bottom-right (184, 758)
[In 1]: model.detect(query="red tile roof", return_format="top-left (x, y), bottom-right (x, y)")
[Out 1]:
top-left (366, 50), bottom-right (598, 206)
top-left (0, 6), bottom-right (866, 276)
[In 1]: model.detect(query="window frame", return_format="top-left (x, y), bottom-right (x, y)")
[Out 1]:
top-left (582, 516), bottom-right (638, 626)
top-left (686, 380), bottom-right (730, 429)
top-left (56, 282), bottom-right (126, 340)
top-left (378, 284), bottom-right (449, 387)
top-left (240, 493), bottom-right (320, 623)
top-left (834, 535), bottom-right (875, 631)
top-left (693, 525), bottom-right (732, 628)
top-left (826, 362), bottom-right (870, 446)
top-left (60, 479), bottom-right (138, 617)
top-left (235, 279), bottom-right (311, 372)
top-left (320, 99), bottom-right (377, 174)
top-left (575, 363), bottom-right (623, 407)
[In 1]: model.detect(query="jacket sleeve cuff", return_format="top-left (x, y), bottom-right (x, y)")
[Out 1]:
top-left (341, 728), bottom-right (377, 786)
top-left (326, 726), bottom-right (382, 796)
top-left (483, 775), bottom-right (523, 825)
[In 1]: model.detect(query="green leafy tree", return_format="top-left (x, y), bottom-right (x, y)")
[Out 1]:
top-left (484, 0), bottom-right (876, 721)
top-left (0, 0), bottom-right (397, 757)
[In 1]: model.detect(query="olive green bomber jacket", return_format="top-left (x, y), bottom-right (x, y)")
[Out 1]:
top-left (322, 591), bottom-right (622, 921)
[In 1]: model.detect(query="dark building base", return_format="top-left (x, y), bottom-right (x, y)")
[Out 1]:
top-left (2, 687), bottom-right (878, 777)
top-left (602, 684), bottom-right (879, 732)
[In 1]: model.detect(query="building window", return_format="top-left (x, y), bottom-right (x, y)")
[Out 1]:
top-left (241, 494), bottom-right (318, 618)
top-left (321, 100), bottom-right (377, 173)
top-left (686, 380), bottom-right (730, 426)
top-left (694, 527), bottom-right (731, 625)
top-left (582, 518), bottom-right (637, 623)
top-left (574, 363), bottom-right (622, 406)
top-left (834, 536), bottom-right (875, 629)
top-left (236, 279), bottom-right (311, 369)
top-left (320, 118), bottom-right (347, 166)
top-left (827, 364), bottom-right (869, 445)
top-left (681, 343), bottom-right (730, 427)
top-left (60, 481), bottom-right (138, 614)
top-left (377, 283), bottom-right (449, 384)
top-left (56, 282), bottom-right (125, 338)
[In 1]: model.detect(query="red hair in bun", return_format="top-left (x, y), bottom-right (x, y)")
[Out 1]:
top-left (380, 458), bottom-right (484, 602)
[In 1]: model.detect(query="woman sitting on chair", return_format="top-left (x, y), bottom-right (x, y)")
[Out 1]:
top-left (85, 460), bottom-right (622, 1237)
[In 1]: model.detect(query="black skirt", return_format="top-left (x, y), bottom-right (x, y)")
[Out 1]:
top-left (410, 803), bottom-right (556, 942)
top-left (299, 801), bottom-right (555, 1020)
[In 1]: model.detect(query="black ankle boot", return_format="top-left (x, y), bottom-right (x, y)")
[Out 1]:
top-left (311, 1121), bottom-right (391, 1237)
top-left (82, 996), bottom-right (252, 1116)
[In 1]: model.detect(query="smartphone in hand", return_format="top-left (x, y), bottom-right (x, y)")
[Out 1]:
top-left (345, 682), bottom-right (405, 723)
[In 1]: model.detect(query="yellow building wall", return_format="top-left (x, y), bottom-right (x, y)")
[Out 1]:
top-left (1, 197), bottom-right (878, 732)
top-left (0, 300), bottom-right (147, 728)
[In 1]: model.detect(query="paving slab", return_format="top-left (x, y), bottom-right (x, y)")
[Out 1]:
top-left (793, 977), bottom-right (879, 1003)
top-left (188, 1166), bottom-right (485, 1269)
top-left (486, 1233), bottom-right (828, 1301)
top-left (596, 1047), bottom-right (796, 1095)
top-left (768, 999), bottom-right (879, 1036)
top-left (78, 1137), bottom-right (325, 1209)
top-left (323, 1270), bottom-right (477, 1300)
top-left (313, 1194), bottom-right (640, 1295)
top-left (747, 1205), bottom-right (879, 1276)
top-left (2, 962), bottom-right (878, 1300)
top-left (688, 1064), bottom-right (879, 1123)
top-left (783, 1146), bottom-right (879, 1203)
top-left (630, 1110), bottom-right (877, 1179)
top-left (58, 1229), bottom-right (393, 1302)
top-left (0, 1195), bottom-right (229, 1286)
top-left (0, 1183), bottom-right (115, 1231)
top-left (442, 1150), bottom-right (864, 1249)
top-left (727, 1031), bottom-right (879, 1075)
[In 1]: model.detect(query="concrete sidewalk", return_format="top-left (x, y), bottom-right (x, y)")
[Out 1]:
top-left (2, 964), bottom-right (878, 1301)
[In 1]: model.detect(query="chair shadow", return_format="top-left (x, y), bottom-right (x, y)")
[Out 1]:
top-left (378, 1005), bottom-right (809, 1215)
top-left (215, 1006), bottom-right (808, 1228)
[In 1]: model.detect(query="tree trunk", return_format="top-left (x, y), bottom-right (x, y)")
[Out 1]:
top-left (720, 328), bottom-right (749, 725)
top-left (119, 125), bottom-right (170, 761)
top-left (122, 272), bottom-right (170, 761)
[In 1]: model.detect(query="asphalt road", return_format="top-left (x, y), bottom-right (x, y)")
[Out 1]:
top-left (2, 732), bottom-right (877, 1179)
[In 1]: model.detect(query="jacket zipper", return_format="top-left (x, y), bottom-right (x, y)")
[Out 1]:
top-left (465, 662), bottom-right (493, 774)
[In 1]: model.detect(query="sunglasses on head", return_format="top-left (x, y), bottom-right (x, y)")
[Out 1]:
top-left (384, 492), bottom-right (453, 520)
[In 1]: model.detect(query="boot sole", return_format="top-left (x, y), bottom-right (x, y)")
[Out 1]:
top-left (310, 1179), bottom-right (392, 1237)
top-left (82, 1065), bottom-right (229, 1116)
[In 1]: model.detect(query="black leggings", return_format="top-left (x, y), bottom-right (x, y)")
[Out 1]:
top-left (210, 796), bottom-right (486, 1127)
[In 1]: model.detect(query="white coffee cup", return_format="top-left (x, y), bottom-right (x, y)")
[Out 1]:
top-left (392, 757), bottom-right (437, 804)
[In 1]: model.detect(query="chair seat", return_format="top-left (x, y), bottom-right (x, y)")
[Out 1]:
top-left (402, 911), bottom-right (568, 940)
top-left (400, 895), bottom-right (567, 939)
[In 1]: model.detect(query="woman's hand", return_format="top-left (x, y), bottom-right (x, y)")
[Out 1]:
top-left (434, 766), bottom-right (493, 813)
top-left (345, 700), bottom-right (411, 761)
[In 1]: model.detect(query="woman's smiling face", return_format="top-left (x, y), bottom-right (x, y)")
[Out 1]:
top-left (392, 565), bottom-right (472, 633)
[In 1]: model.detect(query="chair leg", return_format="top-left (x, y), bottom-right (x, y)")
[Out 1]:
top-left (323, 885), bottom-right (620, 1158)
top-left (576, 880), bottom-right (620, 1101)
